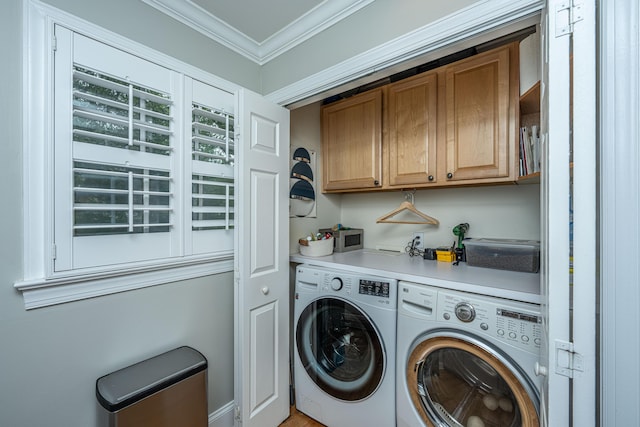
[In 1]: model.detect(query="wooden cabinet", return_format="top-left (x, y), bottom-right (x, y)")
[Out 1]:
top-left (386, 71), bottom-right (438, 187)
top-left (321, 88), bottom-right (382, 191)
top-left (443, 43), bottom-right (518, 184)
top-left (321, 43), bottom-right (519, 193)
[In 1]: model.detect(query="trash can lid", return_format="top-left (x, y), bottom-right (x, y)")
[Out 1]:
top-left (96, 346), bottom-right (207, 412)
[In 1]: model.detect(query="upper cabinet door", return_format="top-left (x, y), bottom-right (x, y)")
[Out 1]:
top-left (321, 89), bottom-right (382, 191)
top-left (387, 71), bottom-right (438, 187)
top-left (443, 43), bottom-right (517, 183)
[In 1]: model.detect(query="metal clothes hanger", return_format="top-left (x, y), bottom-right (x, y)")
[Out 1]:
top-left (376, 191), bottom-right (439, 225)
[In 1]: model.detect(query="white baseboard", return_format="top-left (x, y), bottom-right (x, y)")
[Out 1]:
top-left (209, 401), bottom-right (235, 427)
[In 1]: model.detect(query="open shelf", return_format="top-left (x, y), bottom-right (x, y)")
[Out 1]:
top-left (518, 81), bottom-right (541, 183)
top-left (520, 81), bottom-right (541, 115)
top-left (517, 171), bottom-right (540, 184)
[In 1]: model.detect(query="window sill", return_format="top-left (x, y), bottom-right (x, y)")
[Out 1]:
top-left (14, 255), bottom-right (234, 310)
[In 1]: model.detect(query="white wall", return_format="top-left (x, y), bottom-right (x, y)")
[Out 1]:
top-left (340, 185), bottom-right (540, 251)
top-left (289, 102), bottom-right (342, 252)
top-left (289, 101), bottom-right (540, 255)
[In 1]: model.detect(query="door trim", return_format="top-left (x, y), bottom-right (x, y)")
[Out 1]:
top-left (599, 0), bottom-right (640, 425)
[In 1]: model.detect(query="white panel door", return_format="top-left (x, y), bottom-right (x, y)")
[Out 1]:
top-left (235, 88), bottom-right (290, 427)
top-left (541, 1), bottom-right (596, 426)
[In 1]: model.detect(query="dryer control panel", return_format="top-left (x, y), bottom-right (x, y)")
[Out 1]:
top-left (438, 291), bottom-right (542, 353)
top-left (397, 281), bottom-right (541, 354)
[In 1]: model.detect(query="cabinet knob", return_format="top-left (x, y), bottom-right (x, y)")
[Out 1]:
top-left (261, 286), bottom-right (269, 295)
top-left (447, 173), bottom-right (453, 179)
top-left (374, 180), bottom-right (380, 186)
top-left (428, 175), bottom-right (434, 181)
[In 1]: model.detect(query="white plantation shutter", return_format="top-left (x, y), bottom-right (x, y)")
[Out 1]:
top-left (72, 68), bottom-right (173, 155)
top-left (192, 104), bottom-right (234, 164)
top-left (189, 79), bottom-right (235, 254)
top-left (72, 68), bottom-right (173, 237)
top-left (72, 162), bottom-right (171, 235)
top-left (53, 26), bottom-right (235, 273)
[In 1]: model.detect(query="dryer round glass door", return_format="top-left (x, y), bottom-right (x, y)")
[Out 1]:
top-left (296, 297), bottom-right (385, 401)
top-left (406, 332), bottom-right (539, 427)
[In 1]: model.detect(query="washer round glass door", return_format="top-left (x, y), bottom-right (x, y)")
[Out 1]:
top-left (296, 297), bottom-right (385, 401)
top-left (406, 331), bottom-right (539, 427)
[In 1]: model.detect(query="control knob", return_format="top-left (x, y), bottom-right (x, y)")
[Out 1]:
top-left (454, 302), bottom-right (476, 322)
top-left (330, 277), bottom-right (343, 291)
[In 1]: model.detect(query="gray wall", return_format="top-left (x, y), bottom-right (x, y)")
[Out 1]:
top-left (9, 0), bottom-right (624, 425)
top-left (0, 274), bottom-right (234, 427)
top-left (0, 0), bottom-right (250, 425)
top-left (44, 0), bottom-right (262, 92)
top-left (261, 0), bottom-right (479, 94)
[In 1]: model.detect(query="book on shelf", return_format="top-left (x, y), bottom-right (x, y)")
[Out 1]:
top-left (519, 125), bottom-right (541, 176)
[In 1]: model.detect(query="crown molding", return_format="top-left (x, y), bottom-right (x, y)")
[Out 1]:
top-left (140, 0), bottom-right (374, 65)
top-left (265, 0), bottom-right (544, 107)
top-left (259, 0), bottom-right (375, 64)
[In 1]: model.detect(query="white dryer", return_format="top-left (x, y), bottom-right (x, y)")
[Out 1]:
top-left (397, 281), bottom-right (541, 427)
top-left (294, 265), bottom-right (397, 427)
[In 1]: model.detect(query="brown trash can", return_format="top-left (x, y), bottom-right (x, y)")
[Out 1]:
top-left (96, 346), bottom-right (208, 427)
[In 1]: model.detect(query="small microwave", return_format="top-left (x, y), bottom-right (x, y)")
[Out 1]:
top-left (319, 228), bottom-right (364, 252)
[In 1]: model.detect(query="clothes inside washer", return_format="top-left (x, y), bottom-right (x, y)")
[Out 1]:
top-left (296, 298), bottom-right (384, 401)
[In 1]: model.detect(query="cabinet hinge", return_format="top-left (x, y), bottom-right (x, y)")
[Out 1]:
top-left (555, 339), bottom-right (584, 378)
top-left (234, 405), bottom-right (241, 422)
top-left (51, 244), bottom-right (57, 260)
top-left (52, 34), bottom-right (57, 52)
top-left (555, 1), bottom-right (584, 37)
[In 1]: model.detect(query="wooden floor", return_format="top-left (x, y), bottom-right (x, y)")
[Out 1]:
top-left (279, 406), bottom-right (325, 427)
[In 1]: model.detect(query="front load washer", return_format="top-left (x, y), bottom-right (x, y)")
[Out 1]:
top-left (397, 281), bottom-right (541, 427)
top-left (294, 264), bottom-right (397, 427)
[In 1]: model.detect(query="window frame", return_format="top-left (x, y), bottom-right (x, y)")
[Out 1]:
top-left (16, 1), bottom-right (241, 309)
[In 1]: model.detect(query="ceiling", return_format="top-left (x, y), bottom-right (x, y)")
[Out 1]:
top-left (141, 0), bottom-right (375, 65)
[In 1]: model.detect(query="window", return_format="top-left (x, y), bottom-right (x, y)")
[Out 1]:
top-left (52, 28), bottom-right (235, 273)
top-left (18, 5), bottom-right (239, 308)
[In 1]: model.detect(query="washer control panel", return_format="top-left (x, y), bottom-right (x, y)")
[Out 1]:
top-left (330, 277), bottom-right (343, 291)
top-left (438, 291), bottom-right (542, 352)
top-left (323, 274), bottom-right (354, 295)
top-left (296, 265), bottom-right (397, 307)
top-left (359, 279), bottom-right (390, 298)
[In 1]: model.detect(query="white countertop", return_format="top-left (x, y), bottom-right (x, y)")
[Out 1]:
top-left (290, 249), bottom-right (541, 304)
